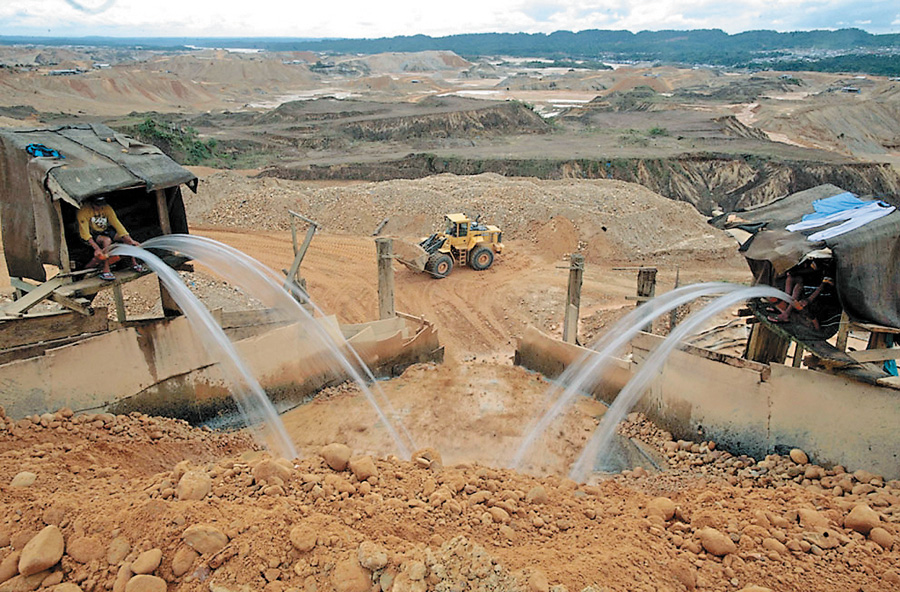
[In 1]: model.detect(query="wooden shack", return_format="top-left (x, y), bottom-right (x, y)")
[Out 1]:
top-left (0, 123), bottom-right (197, 319)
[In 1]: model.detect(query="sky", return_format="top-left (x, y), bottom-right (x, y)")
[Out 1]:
top-left (0, 0), bottom-right (898, 38)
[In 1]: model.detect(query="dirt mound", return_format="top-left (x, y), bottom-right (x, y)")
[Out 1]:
top-left (337, 102), bottom-right (550, 142)
top-left (190, 172), bottom-right (739, 265)
top-left (674, 76), bottom-right (804, 102)
top-left (754, 83), bottom-right (900, 163)
top-left (2, 404), bottom-right (898, 592)
top-left (336, 51), bottom-right (471, 74)
top-left (251, 96), bottom-right (550, 141)
top-left (139, 53), bottom-right (317, 89)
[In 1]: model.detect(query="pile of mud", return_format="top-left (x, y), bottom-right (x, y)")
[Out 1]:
top-left (2, 406), bottom-right (899, 592)
top-left (189, 173), bottom-right (740, 265)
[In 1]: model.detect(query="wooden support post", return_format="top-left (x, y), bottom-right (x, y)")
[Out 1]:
top-left (636, 267), bottom-right (657, 332)
top-left (112, 283), bottom-right (127, 323)
top-left (835, 311), bottom-right (850, 351)
top-left (155, 188), bottom-right (173, 234)
top-left (669, 266), bottom-right (681, 332)
top-left (54, 200), bottom-right (71, 273)
top-left (285, 211), bottom-right (318, 297)
top-left (792, 343), bottom-right (804, 367)
top-left (563, 253), bottom-right (584, 344)
top-left (745, 323), bottom-right (790, 364)
top-left (155, 188), bottom-right (180, 318)
top-left (376, 238), bottom-right (395, 320)
top-left (636, 268), bottom-right (657, 304)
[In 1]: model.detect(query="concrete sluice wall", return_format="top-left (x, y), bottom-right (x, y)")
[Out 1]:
top-left (516, 326), bottom-right (900, 480)
top-left (0, 310), bottom-right (442, 423)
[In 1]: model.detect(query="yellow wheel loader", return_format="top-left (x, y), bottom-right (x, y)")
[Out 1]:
top-left (398, 213), bottom-right (503, 279)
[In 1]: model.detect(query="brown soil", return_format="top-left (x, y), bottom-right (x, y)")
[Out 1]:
top-left (2, 400), bottom-right (899, 592)
top-left (3, 171), bottom-right (896, 592)
top-left (1, 47), bottom-right (898, 591)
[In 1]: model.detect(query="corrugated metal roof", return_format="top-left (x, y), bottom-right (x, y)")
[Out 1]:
top-left (0, 123), bottom-right (197, 204)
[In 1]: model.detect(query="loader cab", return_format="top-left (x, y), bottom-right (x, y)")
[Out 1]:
top-left (445, 214), bottom-right (470, 239)
top-left (444, 213), bottom-right (474, 247)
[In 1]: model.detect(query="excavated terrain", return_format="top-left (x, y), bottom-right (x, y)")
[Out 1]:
top-left (1, 45), bottom-right (900, 592)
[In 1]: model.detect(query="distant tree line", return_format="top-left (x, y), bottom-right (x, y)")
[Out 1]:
top-left (2, 28), bottom-right (898, 75)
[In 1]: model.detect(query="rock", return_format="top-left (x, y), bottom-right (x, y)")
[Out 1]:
top-left (182, 525), bottom-right (228, 555)
top-left (528, 569), bottom-right (549, 592)
top-left (669, 559), bottom-right (695, 590)
top-left (9, 473), bottom-right (36, 488)
top-left (854, 469), bottom-right (880, 484)
top-left (391, 572), bottom-right (425, 592)
top-left (869, 527), bottom-right (894, 549)
top-left (171, 547), bottom-right (199, 577)
top-left (106, 537), bottom-right (130, 565)
top-left (797, 508), bottom-right (829, 530)
top-left (41, 571), bottom-right (63, 587)
top-left (804, 527), bottom-right (841, 550)
top-left (348, 456), bottom-right (377, 481)
top-left (697, 527), bottom-right (736, 556)
top-left (884, 569), bottom-right (900, 586)
top-left (176, 470), bottom-right (211, 501)
top-left (289, 525), bottom-right (317, 553)
top-left (525, 486), bottom-right (548, 505)
top-left (321, 443), bottom-right (352, 471)
top-left (52, 584), bottom-right (84, 592)
top-left (66, 537), bottom-right (103, 564)
top-left (130, 549), bottom-right (162, 574)
top-left (406, 561), bottom-right (426, 580)
top-left (357, 541), bottom-right (387, 570)
top-left (0, 571), bottom-right (47, 591)
top-left (252, 459), bottom-right (292, 485)
top-left (737, 587), bottom-right (773, 592)
top-left (789, 449), bottom-right (809, 465)
top-left (124, 574), bottom-right (167, 592)
top-left (18, 526), bottom-right (64, 576)
top-left (488, 507), bottom-right (510, 524)
top-left (412, 448), bottom-right (442, 471)
top-left (647, 497), bottom-right (676, 521)
top-left (0, 552), bottom-right (20, 584)
top-left (112, 564), bottom-right (132, 592)
top-left (331, 558), bottom-right (369, 592)
top-left (845, 504), bottom-right (880, 535)
top-left (761, 538), bottom-right (787, 555)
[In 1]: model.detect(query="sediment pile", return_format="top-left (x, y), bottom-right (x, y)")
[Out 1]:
top-left (189, 172), bottom-right (739, 265)
top-left (2, 405), bottom-right (898, 592)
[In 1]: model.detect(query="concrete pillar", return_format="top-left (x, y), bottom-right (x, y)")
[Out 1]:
top-left (376, 238), bottom-right (395, 320)
top-left (563, 254), bottom-right (584, 344)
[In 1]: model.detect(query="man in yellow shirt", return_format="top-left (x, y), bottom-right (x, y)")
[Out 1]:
top-left (77, 195), bottom-right (146, 280)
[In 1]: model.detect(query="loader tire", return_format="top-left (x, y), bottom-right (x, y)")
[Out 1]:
top-left (425, 253), bottom-right (453, 279)
top-left (470, 246), bottom-right (494, 271)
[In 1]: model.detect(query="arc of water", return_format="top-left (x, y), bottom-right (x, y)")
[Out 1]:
top-left (568, 285), bottom-right (790, 482)
top-left (510, 282), bottom-right (746, 470)
top-left (141, 234), bottom-right (416, 459)
top-left (110, 244), bottom-right (298, 459)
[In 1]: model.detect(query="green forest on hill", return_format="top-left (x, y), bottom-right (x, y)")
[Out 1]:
top-left (2, 28), bottom-right (899, 75)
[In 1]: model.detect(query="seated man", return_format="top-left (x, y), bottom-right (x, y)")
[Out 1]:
top-left (77, 195), bottom-right (146, 280)
top-left (768, 258), bottom-right (833, 328)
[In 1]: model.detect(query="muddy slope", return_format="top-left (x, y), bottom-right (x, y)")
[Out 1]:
top-left (260, 154), bottom-right (900, 215)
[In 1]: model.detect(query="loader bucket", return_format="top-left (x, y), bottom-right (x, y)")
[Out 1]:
top-left (392, 239), bottom-right (429, 272)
